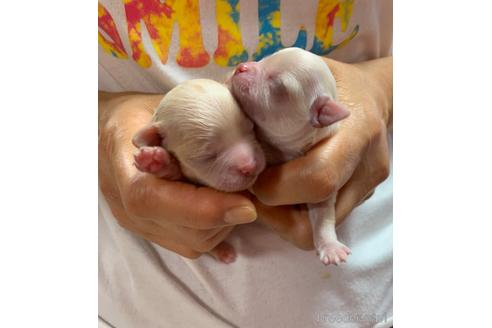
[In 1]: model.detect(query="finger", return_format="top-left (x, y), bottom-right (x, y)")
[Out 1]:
top-left (175, 225), bottom-right (224, 250)
top-left (139, 231), bottom-right (202, 259)
top-left (122, 173), bottom-right (257, 229)
top-left (254, 199), bottom-right (314, 250)
top-left (335, 130), bottom-right (390, 223)
top-left (201, 226), bottom-right (235, 252)
top-left (117, 217), bottom-right (202, 259)
top-left (187, 226), bottom-right (235, 253)
top-left (252, 126), bottom-right (365, 206)
top-left (121, 212), bottom-right (229, 254)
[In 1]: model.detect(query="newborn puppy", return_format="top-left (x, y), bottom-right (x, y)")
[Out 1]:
top-left (228, 48), bottom-right (351, 265)
top-left (132, 79), bottom-right (266, 263)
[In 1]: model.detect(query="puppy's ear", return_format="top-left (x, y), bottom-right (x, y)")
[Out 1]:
top-left (132, 123), bottom-right (164, 147)
top-left (310, 95), bottom-right (350, 128)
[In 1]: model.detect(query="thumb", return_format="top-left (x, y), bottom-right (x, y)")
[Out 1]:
top-left (123, 174), bottom-right (258, 229)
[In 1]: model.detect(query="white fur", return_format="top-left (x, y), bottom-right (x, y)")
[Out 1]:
top-left (153, 79), bottom-right (266, 192)
top-left (229, 48), bottom-right (351, 265)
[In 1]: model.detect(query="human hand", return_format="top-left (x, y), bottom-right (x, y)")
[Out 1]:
top-left (252, 57), bottom-right (393, 249)
top-left (98, 92), bottom-right (257, 258)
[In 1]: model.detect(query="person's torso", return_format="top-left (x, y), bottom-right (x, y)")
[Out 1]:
top-left (98, 0), bottom-right (392, 93)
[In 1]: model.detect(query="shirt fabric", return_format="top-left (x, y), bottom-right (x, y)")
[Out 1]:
top-left (98, 1), bottom-right (393, 327)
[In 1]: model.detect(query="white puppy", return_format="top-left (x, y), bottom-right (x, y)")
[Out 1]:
top-left (133, 79), bottom-right (266, 193)
top-left (132, 79), bottom-right (266, 263)
top-left (228, 48), bottom-right (351, 265)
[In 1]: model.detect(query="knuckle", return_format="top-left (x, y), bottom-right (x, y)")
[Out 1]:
top-left (177, 192), bottom-right (222, 228)
top-left (190, 204), bottom-right (221, 229)
top-left (199, 206), bottom-right (222, 228)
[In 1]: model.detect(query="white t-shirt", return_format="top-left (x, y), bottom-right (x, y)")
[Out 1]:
top-left (98, 1), bottom-right (393, 327)
top-left (98, 0), bottom-right (392, 92)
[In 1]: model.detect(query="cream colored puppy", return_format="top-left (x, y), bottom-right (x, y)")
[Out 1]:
top-left (133, 79), bottom-right (266, 262)
top-left (228, 48), bottom-right (351, 265)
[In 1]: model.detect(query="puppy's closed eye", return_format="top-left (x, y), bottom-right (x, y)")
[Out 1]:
top-left (269, 77), bottom-right (288, 99)
top-left (196, 152), bottom-right (218, 163)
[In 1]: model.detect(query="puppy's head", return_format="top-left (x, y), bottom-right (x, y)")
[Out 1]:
top-left (136, 79), bottom-right (266, 192)
top-left (227, 48), bottom-right (349, 140)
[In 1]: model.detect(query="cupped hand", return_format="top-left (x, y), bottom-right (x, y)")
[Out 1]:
top-left (252, 57), bottom-right (393, 249)
top-left (99, 92), bottom-right (257, 258)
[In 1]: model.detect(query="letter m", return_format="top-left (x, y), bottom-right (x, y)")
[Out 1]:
top-left (125, 0), bottom-right (209, 68)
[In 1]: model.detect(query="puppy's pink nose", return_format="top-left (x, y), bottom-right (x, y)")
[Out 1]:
top-left (237, 160), bottom-right (257, 176)
top-left (235, 63), bottom-right (248, 75)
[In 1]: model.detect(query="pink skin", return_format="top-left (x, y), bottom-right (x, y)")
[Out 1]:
top-left (228, 48), bottom-right (351, 266)
top-left (133, 146), bottom-right (182, 180)
top-left (317, 241), bottom-right (352, 265)
top-left (209, 241), bottom-right (237, 264)
top-left (227, 62), bottom-right (268, 122)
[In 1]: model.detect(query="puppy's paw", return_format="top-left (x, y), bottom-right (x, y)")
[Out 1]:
top-left (209, 242), bottom-right (237, 264)
top-left (134, 146), bottom-right (168, 174)
top-left (317, 240), bottom-right (351, 266)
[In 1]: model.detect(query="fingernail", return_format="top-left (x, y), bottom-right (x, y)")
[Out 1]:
top-left (224, 206), bottom-right (257, 224)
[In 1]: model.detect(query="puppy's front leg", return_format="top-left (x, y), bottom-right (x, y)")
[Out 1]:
top-left (308, 195), bottom-right (351, 265)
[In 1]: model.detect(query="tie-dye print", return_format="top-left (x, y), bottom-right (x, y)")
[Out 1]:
top-left (310, 0), bottom-right (359, 55)
top-left (98, 3), bottom-right (128, 59)
top-left (124, 0), bottom-right (210, 68)
top-left (252, 0), bottom-right (307, 61)
top-left (98, 0), bottom-right (359, 68)
top-left (214, 0), bottom-right (249, 67)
